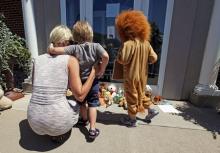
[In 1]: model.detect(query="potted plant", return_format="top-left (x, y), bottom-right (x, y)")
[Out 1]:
top-left (0, 14), bottom-right (31, 91)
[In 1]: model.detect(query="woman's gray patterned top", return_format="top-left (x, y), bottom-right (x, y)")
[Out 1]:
top-left (27, 54), bottom-right (79, 136)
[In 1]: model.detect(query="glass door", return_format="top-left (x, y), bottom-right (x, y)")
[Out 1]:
top-left (64, 0), bottom-right (174, 94)
top-left (147, 0), bottom-right (167, 85)
top-left (66, 0), bottom-right (80, 27)
top-left (92, 0), bottom-right (134, 82)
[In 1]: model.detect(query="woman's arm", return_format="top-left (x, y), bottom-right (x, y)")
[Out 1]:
top-left (68, 56), bottom-right (95, 102)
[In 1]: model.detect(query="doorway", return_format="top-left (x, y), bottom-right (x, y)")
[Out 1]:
top-left (61, 0), bottom-right (174, 95)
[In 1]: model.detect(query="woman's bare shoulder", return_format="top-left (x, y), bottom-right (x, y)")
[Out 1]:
top-left (68, 56), bottom-right (78, 63)
top-left (68, 56), bottom-right (79, 69)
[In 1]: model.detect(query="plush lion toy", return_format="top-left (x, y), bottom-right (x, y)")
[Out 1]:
top-left (115, 10), bottom-right (157, 118)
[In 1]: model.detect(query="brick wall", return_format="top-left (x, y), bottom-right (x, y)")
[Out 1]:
top-left (0, 0), bottom-right (25, 38)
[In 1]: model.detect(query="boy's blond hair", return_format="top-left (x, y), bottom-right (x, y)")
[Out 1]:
top-left (72, 21), bottom-right (93, 43)
top-left (49, 25), bottom-right (73, 44)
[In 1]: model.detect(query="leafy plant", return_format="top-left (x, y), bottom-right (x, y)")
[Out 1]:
top-left (0, 14), bottom-right (31, 90)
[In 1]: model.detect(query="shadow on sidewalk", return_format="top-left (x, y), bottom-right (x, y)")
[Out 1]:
top-left (176, 103), bottom-right (220, 138)
top-left (97, 110), bottom-right (127, 126)
top-left (73, 111), bottom-right (127, 143)
top-left (19, 119), bottom-right (69, 152)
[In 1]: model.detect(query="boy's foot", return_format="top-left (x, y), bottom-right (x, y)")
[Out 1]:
top-left (120, 116), bottom-right (137, 127)
top-left (76, 118), bottom-right (89, 126)
top-left (89, 128), bottom-right (100, 139)
top-left (144, 108), bottom-right (159, 122)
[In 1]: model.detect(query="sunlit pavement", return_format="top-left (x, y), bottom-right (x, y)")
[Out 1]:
top-left (0, 93), bottom-right (220, 153)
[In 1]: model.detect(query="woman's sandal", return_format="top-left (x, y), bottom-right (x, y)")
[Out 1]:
top-left (50, 135), bottom-right (64, 143)
top-left (88, 128), bottom-right (100, 139)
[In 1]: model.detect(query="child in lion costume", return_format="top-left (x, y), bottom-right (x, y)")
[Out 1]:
top-left (115, 10), bottom-right (158, 127)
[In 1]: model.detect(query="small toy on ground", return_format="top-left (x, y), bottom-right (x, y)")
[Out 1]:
top-left (103, 91), bottom-right (113, 107)
top-left (145, 85), bottom-right (162, 105)
top-left (107, 84), bottom-right (117, 98)
top-left (98, 83), bottom-right (114, 107)
top-left (153, 95), bottom-right (162, 105)
top-left (99, 83), bottom-right (107, 98)
top-left (118, 96), bottom-right (128, 110)
top-left (145, 85), bottom-right (152, 97)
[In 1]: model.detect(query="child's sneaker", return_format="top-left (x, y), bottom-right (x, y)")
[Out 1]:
top-left (76, 118), bottom-right (89, 126)
top-left (120, 116), bottom-right (137, 127)
top-left (89, 128), bottom-right (100, 139)
top-left (145, 108), bottom-right (159, 122)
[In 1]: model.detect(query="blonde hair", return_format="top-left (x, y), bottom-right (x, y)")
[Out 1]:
top-left (72, 21), bottom-right (93, 43)
top-left (49, 25), bottom-right (73, 44)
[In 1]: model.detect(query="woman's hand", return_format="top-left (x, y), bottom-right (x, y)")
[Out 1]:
top-left (68, 56), bottom-right (95, 102)
top-left (91, 66), bottom-right (96, 77)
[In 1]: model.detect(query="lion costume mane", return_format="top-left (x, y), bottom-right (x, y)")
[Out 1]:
top-left (115, 10), bottom-right (157, 116)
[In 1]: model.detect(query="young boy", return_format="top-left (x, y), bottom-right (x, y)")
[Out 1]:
top-left (49, 21), bottom-right (109, 139)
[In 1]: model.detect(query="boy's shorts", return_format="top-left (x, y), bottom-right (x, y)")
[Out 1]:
top-left (67, 79), bottom-right (100, 107)
top-left (80, 79), bottom-right (100, 107)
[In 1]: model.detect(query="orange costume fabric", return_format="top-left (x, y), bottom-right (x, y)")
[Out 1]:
top-left (115, 10), bottom-right (157, 116)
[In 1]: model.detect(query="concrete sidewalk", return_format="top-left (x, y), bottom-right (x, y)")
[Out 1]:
top-left (0, 94), bottom-right (220, 153)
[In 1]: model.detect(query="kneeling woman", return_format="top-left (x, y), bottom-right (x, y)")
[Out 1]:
top-left (27, 25), bottom-right (96, 142)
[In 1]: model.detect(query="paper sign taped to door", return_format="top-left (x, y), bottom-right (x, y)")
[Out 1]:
top-left (106, 3), bottom-right (120, 17)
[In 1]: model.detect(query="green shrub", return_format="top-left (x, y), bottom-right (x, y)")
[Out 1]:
top-left (0, 14), bottom-right (31, 90)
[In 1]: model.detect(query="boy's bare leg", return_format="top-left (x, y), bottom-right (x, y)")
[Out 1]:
top-left (89, 107), bottom-right (97, 130)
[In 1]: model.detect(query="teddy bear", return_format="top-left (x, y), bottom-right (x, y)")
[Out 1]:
top-left (107, 84), bottom-right (117, 98)
top-left (98, 83), bottom-right (114, 107)
top-left (118, 96), bottom-right (127, 110)
top-left (103, 91), bottom-right (113, 107)
top-left (145, 85), bottom-right (152, 97)
top-left (99, 82), bottom-right (108, 98)
top-left (145, 85), bottom-right (162, 105)
top-left (0, 88), bottom-right (12, 111)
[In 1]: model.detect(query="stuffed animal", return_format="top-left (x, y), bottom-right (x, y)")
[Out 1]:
top-left (0, 88), bottom-right (12, 111)
top-left (153, 95), bottom-right (162, 105)
top-left (113, 94), bottom-right (121, 104)
top-left (145, 85), bottom-right (152, 97)
top-left (145, 85), bottom-right (162, 105)
top-left (103, 91), bottom-right (113, 107)
top-left (107, 84), bottom-right (117, 98)
top-left (98, 83), bottom-right (110, 106)
top-left (118, 96), bottom-right (127, 110)
top-left (99, 82), bottom-right (108, 98)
